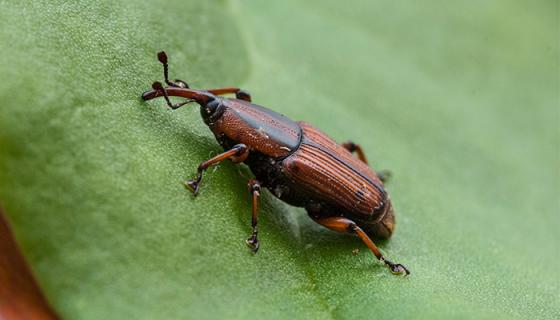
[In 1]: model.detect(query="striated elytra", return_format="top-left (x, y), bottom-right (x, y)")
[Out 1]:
top-left (141, 51), bottom-right (409, 276)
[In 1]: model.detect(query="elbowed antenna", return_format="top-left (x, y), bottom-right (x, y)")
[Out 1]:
top-left (141, 81), bottom-right (215, 109)
top-left (157, 51), bottom-right (189, 89)
top-left (141, 51), bottom-right (211, 109)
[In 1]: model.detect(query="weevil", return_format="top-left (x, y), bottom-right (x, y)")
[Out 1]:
top-left (141, 52), bottom-right (409, 276)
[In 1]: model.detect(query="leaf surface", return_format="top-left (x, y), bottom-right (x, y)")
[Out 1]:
top-left (0, 0), bottom-right (558, 319)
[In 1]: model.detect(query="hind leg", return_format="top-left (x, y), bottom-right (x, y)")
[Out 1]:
top-left (308, 213), bottom-right (409, 276)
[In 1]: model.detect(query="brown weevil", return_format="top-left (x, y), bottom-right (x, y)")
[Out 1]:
top-left (141, 51), bottom-right (409, 276)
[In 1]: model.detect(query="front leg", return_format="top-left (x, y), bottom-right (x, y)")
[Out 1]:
top-left (205, 87), bottom-right (252, 102)
top-left (245, 179), bottom-right (261, 253)
top-left (309, 214), bottom-right (409, 276)
top-left (185, 144), bottom-right (249, 196)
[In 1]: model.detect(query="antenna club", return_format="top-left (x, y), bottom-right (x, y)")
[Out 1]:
top-left (157, 51), bottom-right (168, 64)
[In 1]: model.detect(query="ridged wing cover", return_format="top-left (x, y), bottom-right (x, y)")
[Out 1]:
top-left (283, 122), bottom-right (386, 218)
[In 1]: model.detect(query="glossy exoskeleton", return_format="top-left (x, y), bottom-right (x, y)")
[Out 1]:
top-left (142, 52), bottom-right (409, 276)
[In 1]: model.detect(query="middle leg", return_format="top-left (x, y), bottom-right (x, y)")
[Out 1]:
top-left (341, 140), bottom-right (391, 183)
top-left (245, 179), bottom-right (261, 253)
top-left (341, 141), bottom-right (369, 164)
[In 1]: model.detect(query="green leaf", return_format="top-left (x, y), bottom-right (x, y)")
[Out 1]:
top-left (0, 0), bottom-right (558, 319)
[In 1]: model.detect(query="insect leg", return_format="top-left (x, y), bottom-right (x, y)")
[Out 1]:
top-left (376, 170), bottom-right (392, 183)
top-left (341, 141), bottom-right (391, 182)
top-left (185, 144), bottom-right (249, 196)
top-left (341, 141), bottom-right (368, 164)
top-left (309, 215), bottom-right (410, 276)
top-left (245, 179), bottom-right (261, 253)
top-left (204, 87), bottom-right (252, 102)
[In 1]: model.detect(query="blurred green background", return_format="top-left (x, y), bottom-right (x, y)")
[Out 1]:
top-left (0, 0), bottom-right (558, 319)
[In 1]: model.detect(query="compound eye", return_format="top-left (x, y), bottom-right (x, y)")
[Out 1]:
top-left (200, 99), bottom-right (224, 124)
top-left (204, 100), bottom-right (220, 115)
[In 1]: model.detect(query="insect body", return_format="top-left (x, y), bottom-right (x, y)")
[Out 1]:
top-left (142, 52), bottom-right (409, 276)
